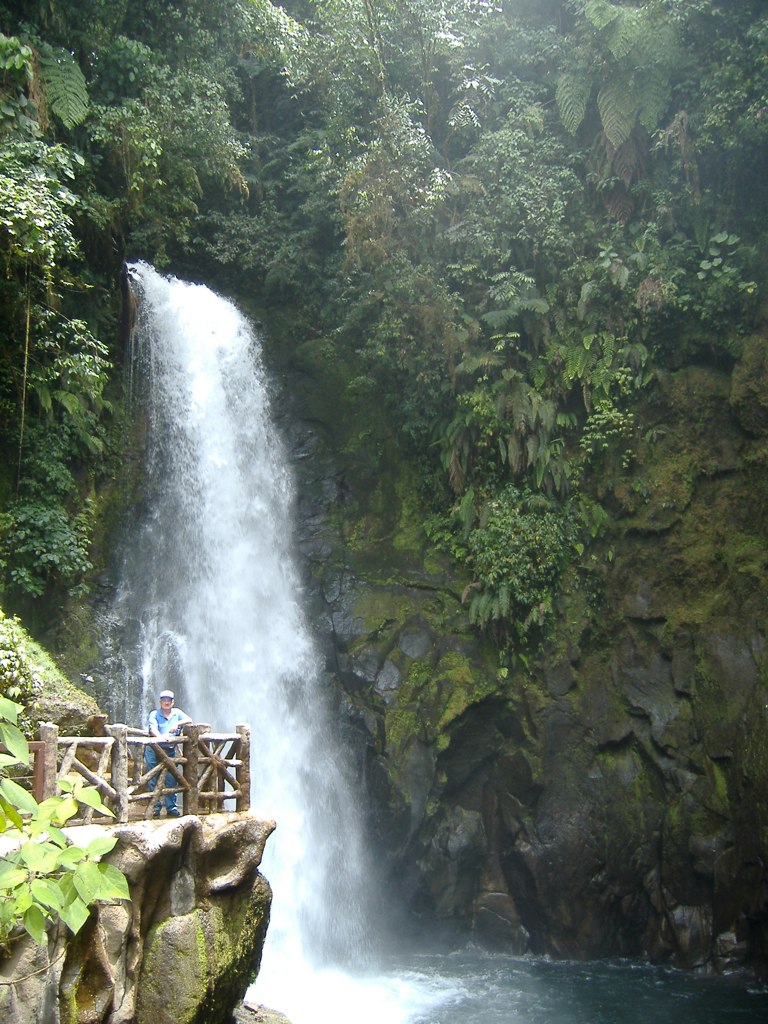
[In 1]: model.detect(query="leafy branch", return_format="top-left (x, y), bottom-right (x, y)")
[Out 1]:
top-left (0, 694), bottom-right (130, 950)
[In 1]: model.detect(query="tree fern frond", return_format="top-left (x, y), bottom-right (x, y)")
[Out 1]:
top-left (603, 9), bottom-right (642, 61)
top-left (634, 67), bottom-right (669, 132)
top-left (612, 133), bottom-right (642, 188)
top-left (585, 0), bottom-right (621, 32)
top-left (458, 486), bottom-right (476, 535)
top-left (507, 433), bottom-right (523, 474)
top-left (39, 50), bottom-right (88, 129)
top-left (556, 72), bottom-right (591, 135)
top-left (526, 432), bottom-right (540, 467)
top-left (470, 590), bottom-right (494, 626)
top-left (635, 20), bottom-right (678, 69)
top-left (539, 398), bottom-right (556, 434)
top-left (509, 384), bottom-right (530, 433)
top-left (597, 79), bottom-right (636, 149)
top-left (455, 350), bottom-right (504, 375)
top-left (605, 188), bottom-right (633, 223)
top-left (577, 280), bottom-right (595, 321)
top-left (529, 389), bottom-right (543, 429)
top-left (481, 308), bottom-right (515, 329)
top-left (515, 297), bottom-right (550, 315)
top-left (600, 332), bottom-right (615, 366)
top-left (448, 448), bottom-right (465, 495)
top-left (565, 343), bottom-right (592, 383)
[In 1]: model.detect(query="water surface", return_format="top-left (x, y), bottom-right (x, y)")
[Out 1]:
top-left (380, 951), bottom-right (768, 1024)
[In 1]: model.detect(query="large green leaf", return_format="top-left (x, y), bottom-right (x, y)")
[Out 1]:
top-left (0, 777), bottom-right (38, 815)
top-left (30, 877), bottom-right (65, 912)
top-left (0, 694), bottom-right (22, 724)
top-left (23, 903), bottom-right (48, 944)
top-left (97, 863), bottom-right (131, 900)
top-left (0, 793), bottom-right (23, 831)
top-left (20, 840), bottom-right (61, 874)
top-left (59, 893), bottom-right (89, 935)
top-left (73, 860), bottom-right (103, 905)
top-left (0, 721), bottom-right (30, 764)
top-left (74, 786), bottom-right (112, 814)
top-left (0, 863), bottom-right (29, 889)
top-left (84, 835), bottom-right (118, 858)
top-left (56, 845), bottom-right (86, 870)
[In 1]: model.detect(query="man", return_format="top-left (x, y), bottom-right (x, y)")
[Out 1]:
top-left (146, 689), bottom-right (192, 817)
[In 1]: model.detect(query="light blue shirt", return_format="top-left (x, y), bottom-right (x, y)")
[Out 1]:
top-left (148, 707), bottom-right (190, 748)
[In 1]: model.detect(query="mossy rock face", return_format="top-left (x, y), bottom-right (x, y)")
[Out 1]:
top-left (730, 334), bottom-right (768, 437)
top-left (136, 875), bottom-right (271, 1024)
top-left (282, 333), bottom-right (768, 975)
top-left (0, 606), bottom-right (100, 734)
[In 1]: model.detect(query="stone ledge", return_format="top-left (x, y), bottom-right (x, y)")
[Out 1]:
top-left (0, 811), bottom-right (276, 1024)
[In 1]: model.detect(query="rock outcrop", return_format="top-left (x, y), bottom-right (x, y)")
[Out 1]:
top-left (0, 812), bottom-right (274, 1024)
top-left (280, 337), bottom-right (768, 978)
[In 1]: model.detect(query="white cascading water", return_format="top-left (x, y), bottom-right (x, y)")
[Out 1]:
top-left (114, 263), bottom-right (456, 1024)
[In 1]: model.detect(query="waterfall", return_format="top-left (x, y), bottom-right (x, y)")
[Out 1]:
top-left (110, 264), bottom-right (458, 1024)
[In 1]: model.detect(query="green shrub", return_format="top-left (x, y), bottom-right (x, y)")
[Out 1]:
top-left (465, 485), bottom-right (576, 638)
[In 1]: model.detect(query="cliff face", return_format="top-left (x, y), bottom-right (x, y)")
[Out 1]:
top-left (280, 333), bottom-right (768, 977)
top-left (0, 812), bottom-right (274, 1024)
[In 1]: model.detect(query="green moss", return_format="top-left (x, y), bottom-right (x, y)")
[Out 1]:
top-left (434, 651), bottom-right (495, 731)
top-left (384, 649), bottom-right (497, 764)
top-left (595, 746), bottom-right (661, 844)
top-left (709, 760), bottom-right (730, 814)
top-left (196, 917), bottom-right (208, 972)
top-left (0, 605), bottom-right (100, 733)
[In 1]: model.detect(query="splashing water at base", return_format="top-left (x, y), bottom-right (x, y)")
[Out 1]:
top-left (114, 263), bottom-right (454, 1023)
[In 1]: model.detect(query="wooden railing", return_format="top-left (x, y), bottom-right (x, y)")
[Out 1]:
top-left (32, 720), bottom-right (251, 824)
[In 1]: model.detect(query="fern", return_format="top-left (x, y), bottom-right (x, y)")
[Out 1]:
top-left (634, 67), bottom-right (669, 132)
top-left (526, 432), bottom-right (540, 467)
top-left (508, 383), bottom-right (530, 433)
top-left (448, 100), bottom-right (481, 131)
top-left (457, 486), bottom-right (476, 536)
top-left (516, 297), bottom-right (550, 315)
top-left (455, 350), bottom-right (504, 375)
top-left (565, 343), bottom-right (592, 384)
top-left (597, 78), bottom-right (636, 149)
top-left (556, 72), bottom-right (591, 135)
top-left (39, 50), bottom-right (88, 129)
top-left (506, 433), bottom-right (523, 474)
top-left (577, 279), bottom-right (597, 320)
top-left (448, 447), bottom-right (465, 495)
top-left (585, 0), bottom-right (621, 32)
top-left (605, 189), bottom-right (634, 224)
top-left (539, 398), bottom-right (556, 434)
top-left (603, 10), bottom-right (641, 62)
top-left (612, 134), bottom-right (642, 188)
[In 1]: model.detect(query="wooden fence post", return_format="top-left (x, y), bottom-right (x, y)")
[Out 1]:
top-left (235, 724), bottom-right (251, 812)
top-left (39, 722), bottom-right (58, 799)
top-left (88, 714), bottom-right (109, 737)
top-left (109, 725), bottom-right (129, 823)
top-left (182, 724), bottom-right (207, 816)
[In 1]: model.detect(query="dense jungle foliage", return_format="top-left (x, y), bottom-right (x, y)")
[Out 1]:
top-left (0, 0), bottom-right (765, 661)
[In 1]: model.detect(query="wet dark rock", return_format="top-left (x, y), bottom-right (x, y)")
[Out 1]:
top-left (282, 348), bottom-right (768, 980)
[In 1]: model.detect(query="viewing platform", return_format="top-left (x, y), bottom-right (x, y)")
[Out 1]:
top-left (24, 716), bottom-right (251, 824)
